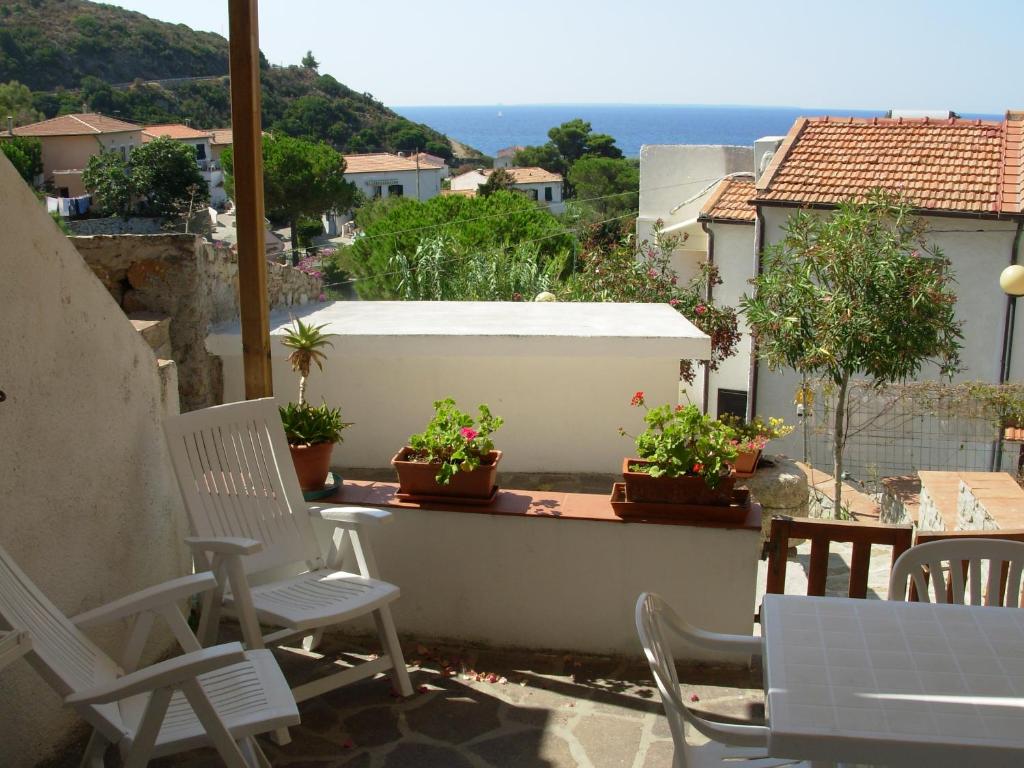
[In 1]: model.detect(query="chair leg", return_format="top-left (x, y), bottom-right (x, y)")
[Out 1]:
top-left (239, 736), bottom-right (273, 768)
top-left (180, 679), bottom-right (249, 768)
top-left (79, 730), bottom-right (108, 768)
top-left (301, 628), bottom-right (325, 652)
top-left (373, 606), bottom-right (413, 697)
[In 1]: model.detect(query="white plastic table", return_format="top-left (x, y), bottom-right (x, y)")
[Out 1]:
top-left (761, 594), bottom-right (1024, 768)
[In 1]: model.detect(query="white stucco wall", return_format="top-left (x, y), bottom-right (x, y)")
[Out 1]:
top-left (449, 170), bottom-right (487, 191)
top-left (753, 207), bottom-right (1020, 462)
top-left (0, 155), bottom-right (190, 765)
top-left (345, 168), bottom-right (444, 202)
top-left (706, 222), bottom-right (757, 416)
top-left (313, 505), bottom-right (760, 661)
top-left (637, 144), bottom-right (753, 255)
top-left (208, 302), bottom-right (711, 474)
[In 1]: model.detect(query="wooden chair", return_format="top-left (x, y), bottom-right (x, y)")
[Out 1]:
top-left (889, 538), bottom-right (1024, 605)
top-left (163, 397), bottom-right (413, 704)
top-left (759, 516), bottom-right (913, 619)
top-left (635, 593), bottom-right (806, 768)
top-left (0, 543), bottom-right (298, 767)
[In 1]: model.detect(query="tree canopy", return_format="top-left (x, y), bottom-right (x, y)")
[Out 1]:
top-left (514, 119), bottom-right (624, 178)
top-left (0, 80), bottom-right (43, 126)
top-left (223, 133), bottom-right (356, 258)
top-left (566, 156), bottom-right (639, 220)
top-left (83, 136), bottom-right (207, 217)
top-left (348, 191), bottom-right (575, 299)
top-left (478, 168), bottom-right (515, 197)
top-left (741, 191), bottom-right (963, 509)
top-left (0, 136), bottom-right (42, 183)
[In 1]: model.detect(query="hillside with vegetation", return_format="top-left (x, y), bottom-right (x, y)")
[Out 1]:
top-left (0, 0), bottom-right (472, 159)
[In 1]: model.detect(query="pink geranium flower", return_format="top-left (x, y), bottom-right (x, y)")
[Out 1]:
top-left (460, 427), bottom-right (478, 441)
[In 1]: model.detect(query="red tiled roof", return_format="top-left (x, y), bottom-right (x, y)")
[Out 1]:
top-left (210, 128), bottom-right (233, 145)
top-left (342, 153), bottom-right (443, 173)
top-left (12, 113), bottom-right (141, 136)
top-left (755, 115), bottom-right (1024, 216)
top-left (491, 167), bottom-right (562, 184)
top-left (698, 177), bottom-right (756, 223)
top-left (142, 123), bottom-right (212, 141)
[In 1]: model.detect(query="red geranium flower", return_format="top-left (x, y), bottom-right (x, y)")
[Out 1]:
top-left (631, 391), bottom-right (645, 407)
top-left (460, 427), bottom-right (478, 441)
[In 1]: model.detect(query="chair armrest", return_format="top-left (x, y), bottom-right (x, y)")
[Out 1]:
top-left (71, 572), bottom-right (218, 629)
top-left (65, 643), bottom-right (247, 706)
top-left (185, 536), bottom-right (263, 556)
top-left (310, 505), bottom-right (392, 527)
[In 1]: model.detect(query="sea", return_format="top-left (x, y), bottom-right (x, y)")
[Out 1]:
top-left (394, 104), bottom-right (1002, 158)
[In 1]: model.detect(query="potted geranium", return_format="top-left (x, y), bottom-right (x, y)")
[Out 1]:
top-left (392, 398), bottom-right (503, 501)
top-left (279, 318), bottom-right (351, 492)
top-left (719, 414), bottom-right (794, 476)
top-left (619, 391), bottom-right (738, 506)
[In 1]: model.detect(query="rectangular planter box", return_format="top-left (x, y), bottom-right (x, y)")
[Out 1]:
top-left (731, 448), bottom-right (762, 478)
top-left (392, 447), bottom-right (502, 499)
top-left (610, 483), bottom-right (753, 524)
top-left (622, 457), bottom-right (735, 505)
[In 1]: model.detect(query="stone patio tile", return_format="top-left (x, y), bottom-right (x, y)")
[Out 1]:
top-left (640, 738), bottom-right (675, 768)
top-left (469, 729), bottom-right (578, 768)
top-left (382, 743), bottom-right (474, 768)
top-left (341, 706), bottom-right (402, 749)
top-left (573, 714), bottom-right (644, 767)
top-left (403, 687), bottom-right (503, 744)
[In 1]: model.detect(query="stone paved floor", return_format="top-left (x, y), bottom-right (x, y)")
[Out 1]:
top-left (141, 634), bottom-right (763, 768)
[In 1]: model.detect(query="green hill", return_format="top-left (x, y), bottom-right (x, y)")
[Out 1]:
top-left (0, 0), bottom-right (479, 160)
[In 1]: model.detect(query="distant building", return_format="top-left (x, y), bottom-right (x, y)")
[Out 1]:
top-left (342, 152), bottom-right (446, 202)
top-left (448, 167), bottom-right (564, 214)
top-left (142, 123), bottom-right (225, 206)
top-left (3, 113), bottom-right (142, 197)
top-left (209, 128), bottom-right (233, 165)
top-left (494, 146), bottom-right (524, 169)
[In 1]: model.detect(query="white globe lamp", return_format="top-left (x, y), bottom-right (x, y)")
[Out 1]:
top-left (1000, 264), bottom-right (1024, 297)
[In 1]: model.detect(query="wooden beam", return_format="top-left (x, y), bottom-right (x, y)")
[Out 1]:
top-left (228, 0), bottom-right (272, 399)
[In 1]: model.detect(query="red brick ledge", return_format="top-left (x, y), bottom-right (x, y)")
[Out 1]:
top-left (323, 480), bottom-right (762, 531)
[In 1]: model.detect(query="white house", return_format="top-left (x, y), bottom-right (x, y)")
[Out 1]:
top-left (642, 112), bottom-right (1024, 477)
top-left (494, 145), bottom-right (524, 169)
top-left (448, 166), bottom-right (565, 214)
top-left (142, 123), bottom-right (226, 207)
top-left (342, 152), bottom-right (446, 202)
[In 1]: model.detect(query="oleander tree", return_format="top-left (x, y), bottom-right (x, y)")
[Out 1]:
top-left (1, 136), bottom-right (42, 183)
top-left (741, 190), bottom-right (963, 511)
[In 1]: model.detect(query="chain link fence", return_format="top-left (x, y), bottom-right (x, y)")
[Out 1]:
top-left (798, 380), bottom-right (1024, 493)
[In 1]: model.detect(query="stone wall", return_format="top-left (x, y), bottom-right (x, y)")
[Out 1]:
top-left (68, 212), bottom-right (212, 236)
top-left (916, 485), bottom-right (946, 531)
top-left (72, 234), bottom-right (322, 411)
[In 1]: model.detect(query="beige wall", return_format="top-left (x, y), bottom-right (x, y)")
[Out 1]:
top-left (40, 130), bottom-right (141, 190)
top-left (0, 153), bottom-right (189, 765)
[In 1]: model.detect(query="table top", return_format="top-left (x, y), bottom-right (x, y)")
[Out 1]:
top-left (761, 594), bottom-right (1024, 767)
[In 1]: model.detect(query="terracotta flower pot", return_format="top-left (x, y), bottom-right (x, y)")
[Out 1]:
top-left (289, 441), bottom-right (334, 491)
top-left (392, 447), bottom-right (501, 499)
top-left (622, 457), bottom-right (735, 506)
top-left (731, 448), bottom-right (762, 477)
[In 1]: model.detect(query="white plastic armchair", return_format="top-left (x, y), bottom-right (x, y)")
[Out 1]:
top-left (635, 593), bottom-right (806, 768)
top-left (0, 543), bottom-right (298, 767)
top-left (163, 397), bottom-right (413, 703)
top-left (889, 538), bottom-right (1024, 605)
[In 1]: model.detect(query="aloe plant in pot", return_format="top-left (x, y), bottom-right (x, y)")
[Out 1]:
top-left (279, 317), bottom-right (351, 492)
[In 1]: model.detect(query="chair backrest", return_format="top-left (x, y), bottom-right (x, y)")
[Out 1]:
top-left (635, 593), bottom-right (690, 763)
top-left (761, 515), bottom-right (913, 615)
top-left (163, 398), bottom-right (323, 577)
top-left (889, 538), bottom-right (1024, 606)
top-left (0, 544), bottom-right (124, 735)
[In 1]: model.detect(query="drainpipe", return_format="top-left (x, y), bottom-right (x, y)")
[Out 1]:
top-left (994, 219), bottom-right (1024, 471)
top-left (747, 207), bottom-right (765, 421)
top-left (701, 220), bottom-right (714, 415)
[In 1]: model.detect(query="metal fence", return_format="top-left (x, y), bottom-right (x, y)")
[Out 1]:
top-left (799, 380), bottom-right (1024, 493)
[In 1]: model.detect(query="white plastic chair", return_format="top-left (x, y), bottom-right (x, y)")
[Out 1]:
top-left (0, 543), bottom-right (298, 767)
top-left (163, 397), bottom-right (413, 703)
top-left (635, 593), bottom-right (806, 768)
top-left (889, 538), bottom-right (1024, 605)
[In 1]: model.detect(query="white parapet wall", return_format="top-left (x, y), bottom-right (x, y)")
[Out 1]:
top-left (311, 492), bottom-right (761, 661)
top-left (208, 301), bottom-right (712, 474)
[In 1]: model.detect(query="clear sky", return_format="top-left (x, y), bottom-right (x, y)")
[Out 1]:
top-left (109, 0), bottom-right (1020, 113)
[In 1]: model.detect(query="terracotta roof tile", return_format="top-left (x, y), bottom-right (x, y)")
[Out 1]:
top-left (142, 123), bottom-right (212, 141)
top-left (698, 177), bottom-right (756, 223)
top-left (210, 128), bottom-right (233, 145)
top-left (13, 113), bottom-right (141, 136)
top-left (755, 115), bottom-right (1023, 215)
top-left (342, 153), bottom-right (444, 173)
top-left (491, 166), bottom-right (563, 184)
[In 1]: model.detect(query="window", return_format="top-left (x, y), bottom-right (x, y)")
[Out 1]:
top-left (195, 144), bottom-right (207, 160)
top-left (372, 185), bottom-right (383, 200)
top-left (58, 187), bottom-right (70, 198)
top-left (388, 184), bottom-right (404, 198)
top-left (717, 389), bottom-right (748, 420)
top-left (119, 146), bottom-right (127, 160)
top-left (527, 189), bottom-right (539, 201)
top-left (544, 186), bottom-right (553, 202)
